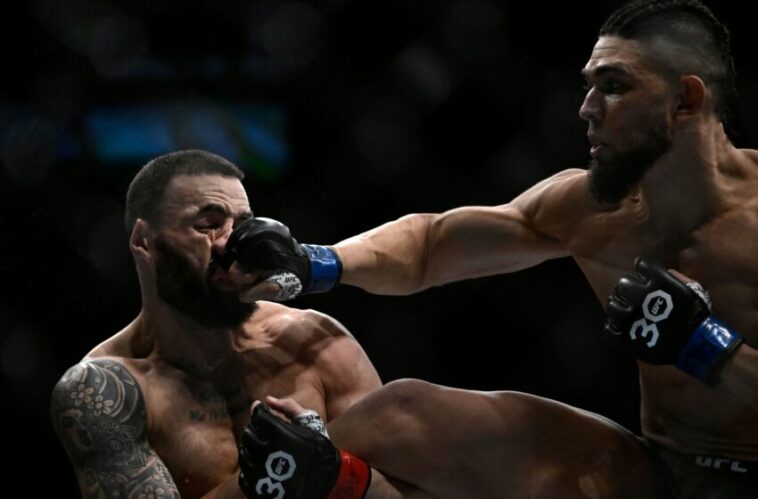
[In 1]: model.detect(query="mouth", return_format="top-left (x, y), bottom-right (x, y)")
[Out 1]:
top-left (587, 134), bottom-right (605, 158)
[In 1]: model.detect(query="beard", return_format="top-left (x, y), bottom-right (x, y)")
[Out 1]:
top-left (154, 236), bottom-right (256, 329)
top-left (587, 119), bottom-right (673, 205)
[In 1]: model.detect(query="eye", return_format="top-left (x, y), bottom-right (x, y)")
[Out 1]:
top-left (196, 223), bottom-right (221, 233)
top-left (600, 80), bottom-right (627, 94)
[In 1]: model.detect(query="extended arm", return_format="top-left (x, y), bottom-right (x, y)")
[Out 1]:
top-left (335, 203), bottom-right (567, 295)
top-left (51, 359), bottom-right (180, 499)
top-left (228, 170), bottom-right (583, 301)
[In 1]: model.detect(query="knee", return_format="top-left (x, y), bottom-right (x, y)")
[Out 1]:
top-left (381, 378), bottom-right (436, 407)
top-left (370, 378), bottom-right (437, 435)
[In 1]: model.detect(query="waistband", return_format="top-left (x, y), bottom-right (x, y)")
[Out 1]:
top-left (691, 454), bottom-right (758, 476)
top-left (657, 444), bottom-right (758, 484)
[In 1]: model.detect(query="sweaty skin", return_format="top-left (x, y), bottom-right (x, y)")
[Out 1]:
top-left (270, 386), bottom-right (659, 499)
top-left (334, 36), bottom-right (758, 459)
top-left (51, 174), bottom-right (382, 499)
top-left (236, 35), bottom-right (758, 498)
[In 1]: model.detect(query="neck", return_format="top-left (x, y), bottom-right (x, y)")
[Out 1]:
top-left (136, 300), bottom-right (239, 379)
top-left (639, 119), bottom-right (733, 250)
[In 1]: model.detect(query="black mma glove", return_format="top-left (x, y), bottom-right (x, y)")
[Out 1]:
top-left (604, 257), bottom-right (743, 384)
top-left (222, 217), bottom-right (342, 300)
top-left (238, 404), bottom-right (370, 499)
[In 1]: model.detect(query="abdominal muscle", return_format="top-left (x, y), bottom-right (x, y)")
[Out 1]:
top-left (638, 363), bottom-right (758, 459)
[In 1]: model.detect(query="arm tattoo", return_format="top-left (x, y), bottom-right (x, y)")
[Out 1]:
top-left (51, 359), bottom-right (180, 498)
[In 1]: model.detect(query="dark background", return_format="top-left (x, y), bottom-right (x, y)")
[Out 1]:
top-left (1, 1), bottom-right (755, 495)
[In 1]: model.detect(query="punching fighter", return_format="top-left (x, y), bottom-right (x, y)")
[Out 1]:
top-left (225, 1), bottom-right (758, 497)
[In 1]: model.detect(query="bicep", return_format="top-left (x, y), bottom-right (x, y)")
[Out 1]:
top-left (424, 169), bottom-right (588, 284)
top-left (331, 170), bottom-right (583, 294)
top-left (51, 360), bottom-right (180, 499)
top-left (324, 339), bottom-right (382, 419)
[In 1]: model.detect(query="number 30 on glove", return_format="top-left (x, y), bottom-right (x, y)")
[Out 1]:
top-left (604, 257), bottom-right (743, 385)
top-left (238, 404), bottom-right (371, 499)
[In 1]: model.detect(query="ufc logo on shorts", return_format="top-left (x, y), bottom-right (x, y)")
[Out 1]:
top-left (255, 451), bottom-right (296, 499)
top-left (629, 290), bottom-right (673, 348)
top-left (695, 456), bottom-right (748, 473)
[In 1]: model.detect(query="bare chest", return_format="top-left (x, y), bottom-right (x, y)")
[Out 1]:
top-left (571, 205), bottom-right (758, 453)
top-left (572, 205), bottom-right (758, 339)
top-left (146, 381), bottom-right (249, 498)
top-left (677, 209), bottom-right (758, 340)
top-left (137, 356), bottom-right (327, 498)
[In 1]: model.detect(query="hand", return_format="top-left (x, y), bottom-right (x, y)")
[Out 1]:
top-left (238, 402), bottom-right (339, 499)
top-left (604, 257), bottom-right (742, 383)
top-left (222, 217), bottom-right (342, 303)
top-left (238, 399), bottom-right (370, 499)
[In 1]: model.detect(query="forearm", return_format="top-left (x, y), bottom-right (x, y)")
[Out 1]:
top-left (718, 342), bottom-right (758, 409)
top-left (334, 208), bottom-right (565, 295)
top-left (335, 213), bottom-right (436, 295)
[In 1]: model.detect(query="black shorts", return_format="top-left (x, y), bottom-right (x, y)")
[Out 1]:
top-left (641, 439), bottom-right (758, 499)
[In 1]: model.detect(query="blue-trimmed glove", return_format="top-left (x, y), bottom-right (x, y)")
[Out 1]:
top-left (222, 217), bottom-right (342, 301)
top-left (604, 257), bottom-right (743, 385)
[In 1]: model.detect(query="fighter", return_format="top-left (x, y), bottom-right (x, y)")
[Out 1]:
top-left (50, 150), bottom-right (383, 499)
top-left (225, 1), bottom-right (758, 497)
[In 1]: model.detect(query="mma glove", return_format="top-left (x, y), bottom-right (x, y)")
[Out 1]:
top-left (222, 217), bottom-right (342, 300)
top-left (604, 257), bottom-right (743, 385)
top-left (238, 404), bottom-right (370, 499)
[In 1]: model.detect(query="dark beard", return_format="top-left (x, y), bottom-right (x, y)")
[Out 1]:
top-left (587, 122), bottom-right (673, 204)
top-left (154, 236), bottom-right (256, 329)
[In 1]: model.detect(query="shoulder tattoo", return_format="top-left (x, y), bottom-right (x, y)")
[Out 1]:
top-left (51, 359), bottom-right (180, 498)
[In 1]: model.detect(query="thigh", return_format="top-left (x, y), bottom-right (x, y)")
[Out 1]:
top-left (328, 379), bottom-right (660, 499)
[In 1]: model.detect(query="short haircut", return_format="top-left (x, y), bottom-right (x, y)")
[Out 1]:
top-left (125, 149), bottom-right (245, 233)
top-left (599, 0), bottom-right (736, 121)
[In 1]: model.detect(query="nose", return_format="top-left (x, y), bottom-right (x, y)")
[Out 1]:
top-left (211, 222), bottom-right (234, 254)
top-left (579, 87), bottom-right (603, 123)
top-left (210, 229), bottom-right (235, 270)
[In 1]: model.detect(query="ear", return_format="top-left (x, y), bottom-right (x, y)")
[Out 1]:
top-left (129, 219), bottom-right (154, 260)
top-left (675, 75), bottom-right (706, 118)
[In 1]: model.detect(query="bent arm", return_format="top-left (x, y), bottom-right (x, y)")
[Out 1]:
top-left (335, 170), bottom-right (583, 295)
top-left (51, 359), bottom-right (181, 499)
top-left (306, 311), bottom-right (383, 419)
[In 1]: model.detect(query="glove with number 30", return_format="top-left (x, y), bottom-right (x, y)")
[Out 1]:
top-left (604, 257), bottom-right (742, 384)
top-left (238, 404), bottom-right (370, 499)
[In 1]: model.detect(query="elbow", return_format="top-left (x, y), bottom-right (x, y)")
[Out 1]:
top-left (410, 213), bottom-right (439, 293)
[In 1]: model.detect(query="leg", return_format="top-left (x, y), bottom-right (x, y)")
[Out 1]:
top-left (327, 379), bottom-right (660, 499)
top-left (367, 474), bottom-right (435, 499)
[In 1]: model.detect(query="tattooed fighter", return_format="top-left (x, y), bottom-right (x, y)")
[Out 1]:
top-left (50, 150), bottom-right (381, 498)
